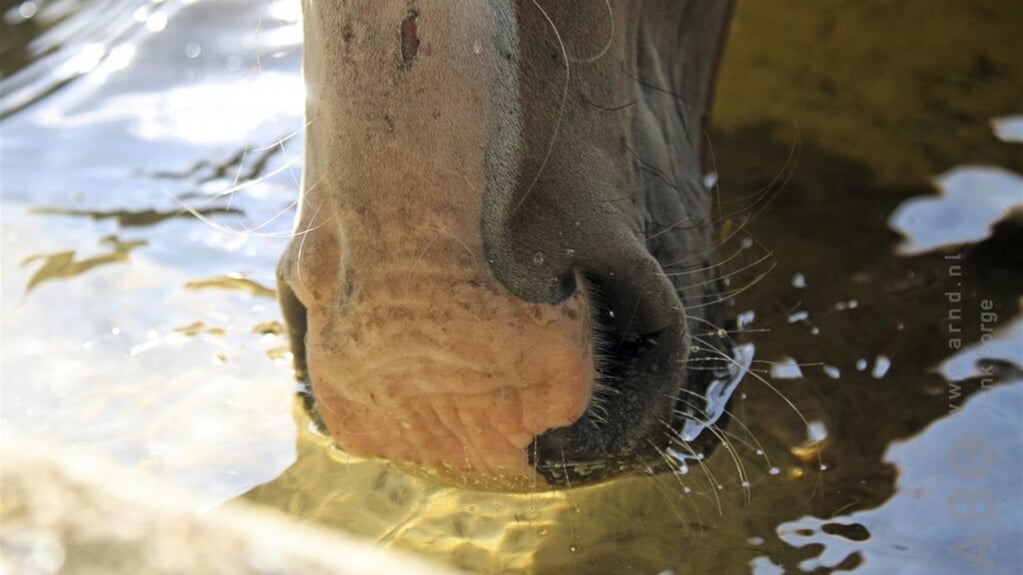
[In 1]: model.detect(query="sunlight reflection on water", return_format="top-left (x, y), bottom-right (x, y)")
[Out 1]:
top-left (2, 0), bottom-right (305, 504)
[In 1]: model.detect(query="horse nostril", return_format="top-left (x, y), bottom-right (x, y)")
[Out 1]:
top-left (500, 269), bottom-right (578, 305)
top-left (483, 245), bottom-right (580, 305)
top-left (555, 271), bottom-right (578, 302)
top-left (529, 324), bottom-right (689, 487)
top-left (526, 250), bottom-right (692, 486)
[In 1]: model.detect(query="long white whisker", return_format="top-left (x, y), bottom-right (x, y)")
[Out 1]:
top-left (510, 0), bottom-right (570, 216)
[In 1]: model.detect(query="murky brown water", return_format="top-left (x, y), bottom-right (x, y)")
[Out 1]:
top-left (2, 1), bottom-right (1021, 574)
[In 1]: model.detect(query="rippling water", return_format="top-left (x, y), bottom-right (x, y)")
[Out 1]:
top-left (2, 0), bottom-right (304, 505)
top-left (2, 1), bottom-right (1021, 574)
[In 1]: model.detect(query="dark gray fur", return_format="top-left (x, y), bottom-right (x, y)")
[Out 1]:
top-left (480, 0), bottom-right (736, 482)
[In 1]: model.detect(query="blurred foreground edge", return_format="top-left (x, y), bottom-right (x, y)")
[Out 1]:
top-left (0, 427), bottom-right (462, 575)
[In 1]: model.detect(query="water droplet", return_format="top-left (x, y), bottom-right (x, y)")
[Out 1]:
top-left (565, 248), bottom-right (576, 258)
top-left (807, 420), bottom-right (828, 442)
top-left (769, 467), bottom-right (781, 476)
top-left (473, 39), bottom-right (483, 54)
top-left (737, 310), bottom-right (756, 327)
top-left (569, 546), bottom-right (578, 553)
top-left (787, 310), bottom-right (809, 323)
top-left (532, 251), bottom-right (545, 266)
top-left (872, 354), bottom-right (891, 379)
top-left (19, 1), bottom-right (38, 20)
top-left (770, 356), bottom-right (803, 379)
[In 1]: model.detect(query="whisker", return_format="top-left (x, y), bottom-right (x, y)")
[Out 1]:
top-left (685, 262), bottom-right (778, 310)
top-left (510, 0), bottom-right (570, 216)
top-left (669, 409), bottom-right (751, 504)
top-left (647, 441), bottom-right (708, 532)
top-left (663, 242), bottom-right (750, 277)
top-left (659, 212), bottom-right (756, 269)
top-left (691, 335), bottom-right (822, 474)
top-left (568, 0), bottom-right (615, 64)
top-left (715, 124), bottom-right (802, 221)
top-left (684, 312), bottom-right (771, 338)
top-left (700, 425), bottom-right (750, 502)
top-left (206, 152), bottom-right (304, 201)
top-left (702, 129), bottom-right (724, 229)
top-left (675, 250), bottom-right (775, 291)
top-left (659, 434), bottom-right (723, 515)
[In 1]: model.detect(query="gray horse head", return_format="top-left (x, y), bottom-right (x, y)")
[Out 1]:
top-left (278, 0), bottom-right (741, 489)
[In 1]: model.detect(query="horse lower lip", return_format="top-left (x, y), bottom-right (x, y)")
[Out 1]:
top-left (293, 268), bottom-right (598, 475)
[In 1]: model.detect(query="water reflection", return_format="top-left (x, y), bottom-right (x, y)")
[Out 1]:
top-left (992, 115), bottom-right (1023, 144)
top-left (30, 205), bottom-right (242, 227)
top-left (0, 0), bottom-right (163, 119)
top-left (146, 143), bottom-right (284, 186)
top-left (184, 273), bottom-right (275, 299)
top-left (889, 166), bottom-right (1023, 255)
top-left (1, 0), bottom-right (303, 505)
top-left (21, 235), bottom-right (146, 293)
top-left (776, 370), bottom-right (1022, 574)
